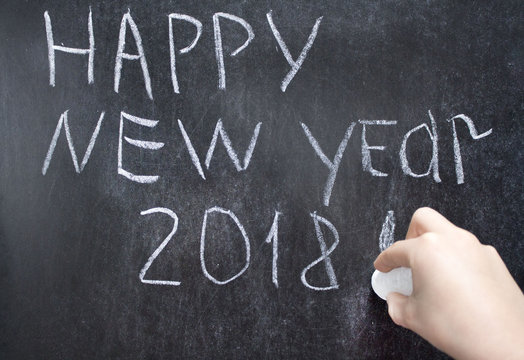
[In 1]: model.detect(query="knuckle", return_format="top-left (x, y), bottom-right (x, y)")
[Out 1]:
top-left (416, 232), bottom-right (440, 257)
top-left (388, 299), bottom-right (416, 329)
top-left (419, 232), bottom-right (439, 246)
top-left (483, 244), bottom-right (499, 257)
top-left (388, 306), bottom-right (404, 327)
top-left (412, 207), bottom-right (433, 222)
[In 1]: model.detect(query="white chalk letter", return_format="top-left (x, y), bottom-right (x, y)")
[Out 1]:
top-left (200, 207), bottom-right (250, 285)
top-left (301, 122), bottom-right (355, 206)
top-left (399, 110), bottom-right (441, 182)
top-left (178, 120), bottom-right (262, 178)
top-left (114, 10), bottom-right (153, 99)
top-left (359, 120), bottom-right (397, 177)
top-left (168, 14), bottom-right (202, 94)
top-left (177, 119), bottom-right (262, 177)
top-left (118, 111), bottom-right (165, 183)
top-left (379, 210), bottom-right (395, 252)
top-left (266, 11), bottom-right (323, 92)
top-left (42, 110), bottom-right (105, 175)
top-left (265, 211), bottom-right (282, 288)
top-left (205, 120), bottom-right (262, 171)
top-left (44, 8), bottom-right (94, 86)
top-left (213, 12), bottom-right (254, 90)
top-left (177, 119), bottom-right (206, 179)
top-left (448, 114), bottom-right (492, 184)
top-left (139, 207), bottom-right (181, 286)
top-left (301, 212), bottom-right (340, 291)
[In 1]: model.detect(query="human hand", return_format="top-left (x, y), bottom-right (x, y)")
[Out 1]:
top-left (374, 207), bottom-right (524, 360)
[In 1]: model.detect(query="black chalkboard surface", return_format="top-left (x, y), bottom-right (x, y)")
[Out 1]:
top-left (1, 1), bottom-right (523, 359)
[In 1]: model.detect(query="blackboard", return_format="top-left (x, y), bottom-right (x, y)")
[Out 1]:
top-left (1, 1), bottom-right (523, 358)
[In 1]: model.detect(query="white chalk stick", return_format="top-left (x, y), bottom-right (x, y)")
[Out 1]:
top-left (371, 267), bottom-right (413, 300)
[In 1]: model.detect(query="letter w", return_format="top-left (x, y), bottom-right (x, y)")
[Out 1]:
top-left (177, 119), bottom-right (262, 179)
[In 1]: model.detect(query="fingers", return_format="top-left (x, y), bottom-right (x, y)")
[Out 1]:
top-left (406, 207), bottom-right (455, 239)
top-left (375, 208), bottom-right (451, 272)
top-left (374, 240), bottom-right (413, 272)
top-left (386, 292), bottom-right (413, 329)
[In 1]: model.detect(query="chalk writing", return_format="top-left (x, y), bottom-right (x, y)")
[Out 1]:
top-left (399, 110), bottom-right (441, 181)
top-left (178, 119), bottom-right (262, 177)
top-left (118, 111), bottom-right (164, 183)
top-left (266, 11), bottom-right (323, 92)
top-left (359, 120), bottom-right (398, 177)
top-left (204, 120), bottom-right (262, 171)
top-left (42, 110), bottom-right (105, 175)
top-left (379, 210), bottom-right (395, 252)
top-left (448, 114), bottom-right (492, 184)
top-left (168, 14), bottom-right (202, 94)
top-left (200, 207), bottom-right (251, 285)
top-left (177, 119), bottom-right (207, 179)
top-left (114, 10), bottom-right (153, 99)
top-left (213, 13), bottom-right (254, 90)
top-left (265, 211), bottom-right (282, 288)
top-left (39, 8), bottom-right (496, 293)
top-left (301, 122), bottom-right (355, 206)
top-left (301, 212), bottom-right (339, 291)
top-left (139, 207), bottom-right (181, 286)
top-left (44, 8), bottom-right (94, 86)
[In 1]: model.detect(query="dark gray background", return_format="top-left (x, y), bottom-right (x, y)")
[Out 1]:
top-left (1, 1), bottom-right (522, 358)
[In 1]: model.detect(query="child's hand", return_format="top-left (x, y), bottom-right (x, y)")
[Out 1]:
top-left (374, 207), bottom-right (524, 360)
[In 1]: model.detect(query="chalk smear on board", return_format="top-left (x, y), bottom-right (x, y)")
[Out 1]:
top-left (300, 122), bottom-right (355, 206)
top-left (168, 14), bottom-right (202, 94)
top-left (42, 110), bottom-right (105, 175)
top-left (379, 210), bottom-right (395, 252)
top-left (118, 111), bottom-right (164, 183)
top-left (213, 13), bottom-right (254, 90)
top-left (265, 211), bottom-right (282, 288)
top-left (266, 11), bottom-right (323, 92)
top-left (359, 120), bottom-right (397, 177)
top-left (139, 207), bottom-right (181, 286)
top-left (448, 114), bottom-right (492, 184)
top-left (44, 7), bottom-right (94, 86)
top-left (301, 212), bottom-right (339, 291)
top-left (114, 9), bottom-right (153, 99)
top-left (200, 207), bottom-right (250, 285)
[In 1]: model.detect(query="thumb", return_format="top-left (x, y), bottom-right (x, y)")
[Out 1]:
top-left (386, 292), bottom-right (412, 328)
